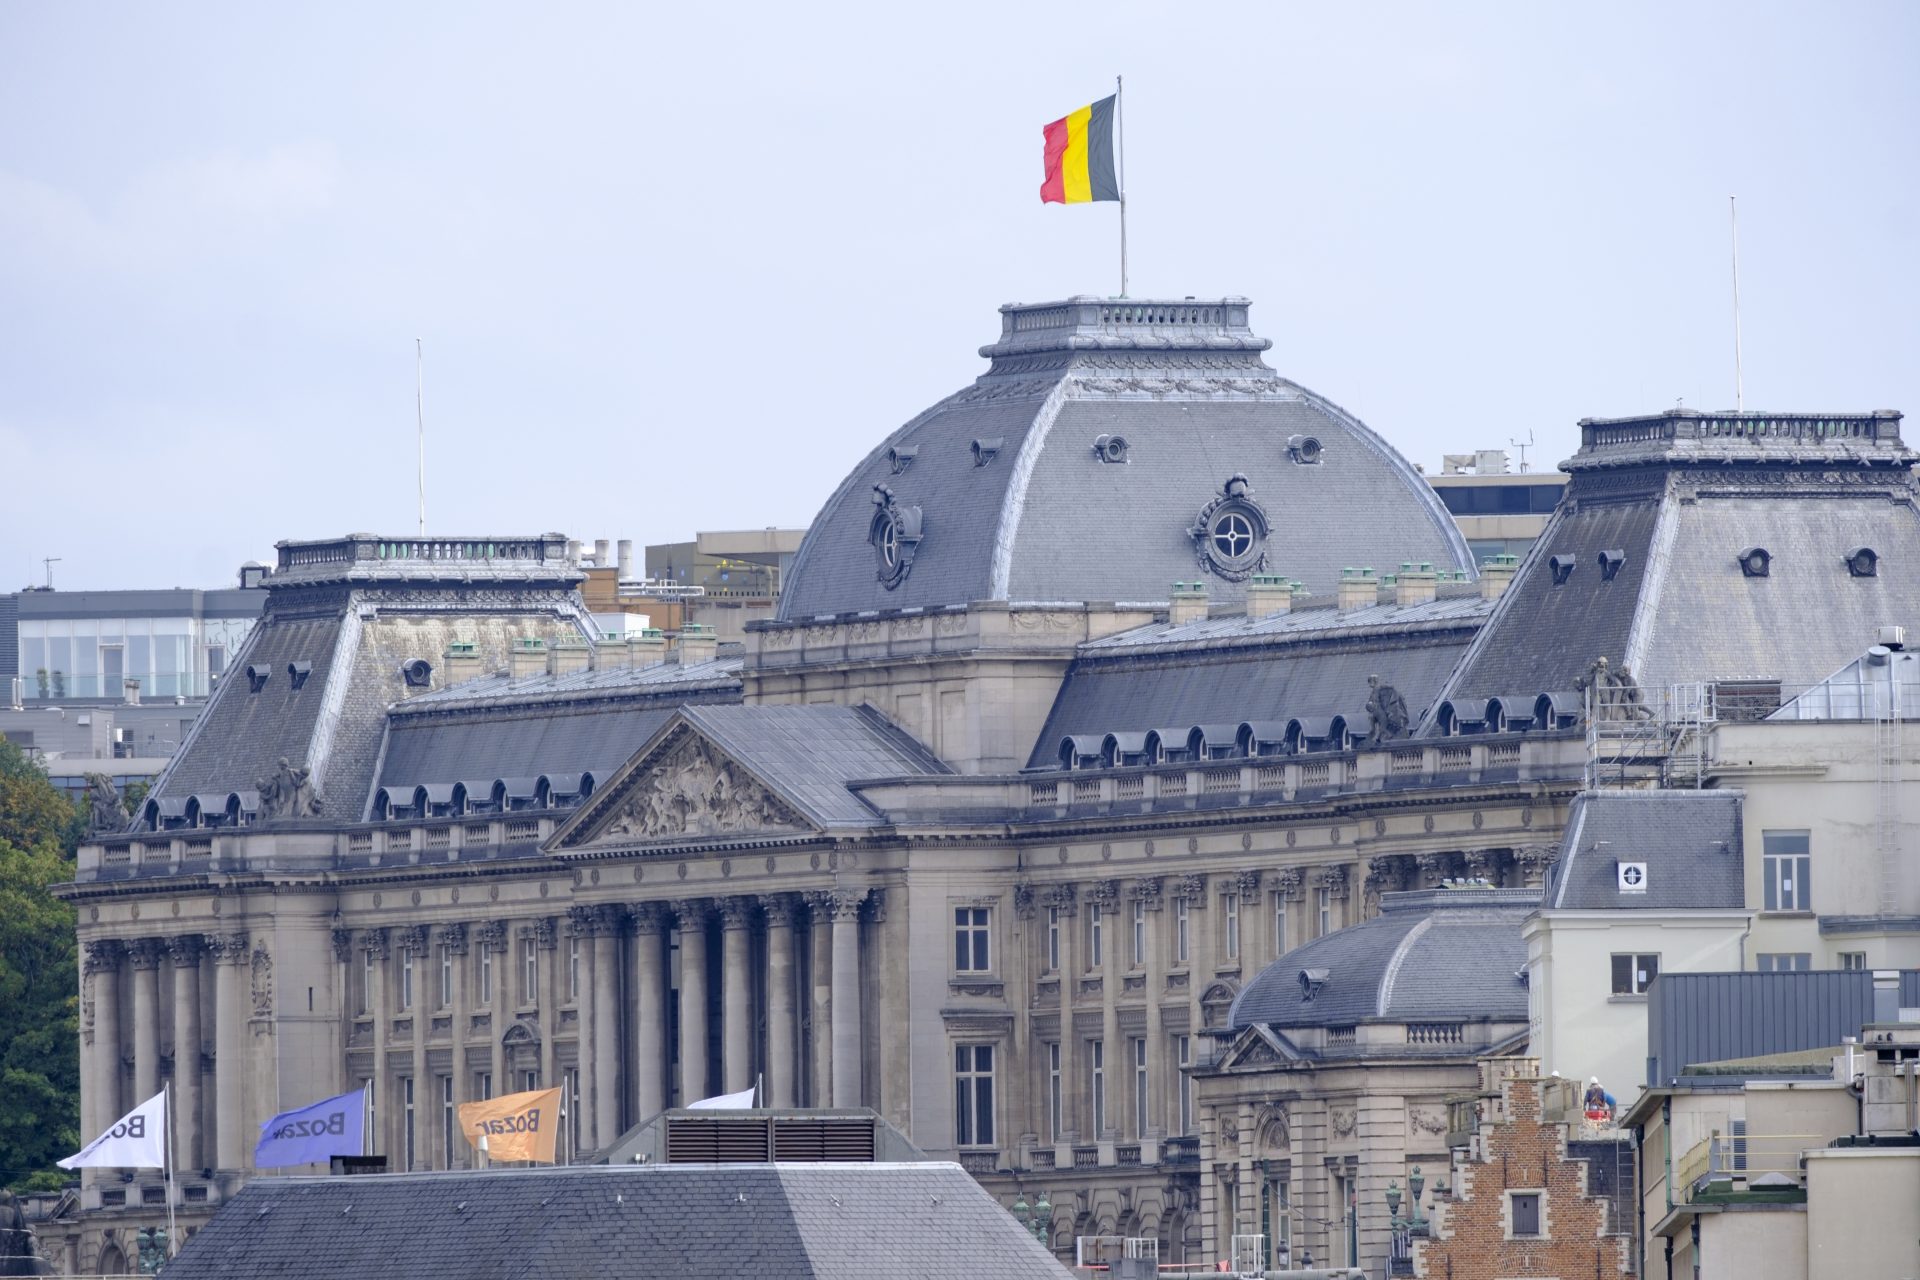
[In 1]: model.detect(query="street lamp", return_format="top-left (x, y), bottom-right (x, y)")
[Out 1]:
top-left (136, 1226), bottom-right (168, 1274)
top-left (1383, 1179), bottom-right (1403, 1226)
top-left (1408, 1166), bottom-right (1426, 1228)
top-left (1009, 1189), bottom-right (1051, 1245)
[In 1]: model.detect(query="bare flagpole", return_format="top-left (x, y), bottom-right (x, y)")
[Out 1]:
top-left (164, 1082), bottom-right (179, 1256)
top-left (1116, 75), bottom-right (1128, 298)
top-left (416, 338), bottom-right (427, 535)
top-left (1729, 196), bottom-right (1744, 412)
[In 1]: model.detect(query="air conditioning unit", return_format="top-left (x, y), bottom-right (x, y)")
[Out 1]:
top-left (1878, 625), bottom-right (1906, 651)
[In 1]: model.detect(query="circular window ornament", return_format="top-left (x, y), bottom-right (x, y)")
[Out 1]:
top-left (868, 484), bottom-right (924, 589)
top-left (1189, 474), bottom-right (1271, 580)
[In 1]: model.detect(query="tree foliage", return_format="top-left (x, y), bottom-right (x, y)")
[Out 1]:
top-left (0, 739), bottom-right (81, 1190)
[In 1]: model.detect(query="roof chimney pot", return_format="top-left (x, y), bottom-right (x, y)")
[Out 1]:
top-left (1480, 554), bottom-right (1519, 601)
top-left (1246, 574), bottom-right (1293, 620)
top-left (1168, 581), bottom-right (1210, 627)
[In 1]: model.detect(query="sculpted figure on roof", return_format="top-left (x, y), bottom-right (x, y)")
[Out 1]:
top-left (1363, 675), bottom-right (1410, 746)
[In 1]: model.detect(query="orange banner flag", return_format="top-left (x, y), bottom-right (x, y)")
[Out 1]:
top-left (457, 1087), bottom-right (562, 1164)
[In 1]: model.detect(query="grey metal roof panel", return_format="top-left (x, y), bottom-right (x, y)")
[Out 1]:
top-left (397, 656), bottom-right (744, 711)
top-left (1646, 969), bottom-right (1920, 1088)
top-left (376, 705), bottom-right (685, 793)
top-left (1546, 790), bottom-right (1745, 910)
top-left (679, 704), bottom-right (951, 828)
top-left (1082, 595), bottom-right (1490, 652)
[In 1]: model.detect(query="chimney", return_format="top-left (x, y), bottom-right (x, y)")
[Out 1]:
top-left (1337, 567), bottom-right (1377, 612)
top-left (1480, 553), bottom-right (1519, 601)
top-left (617, 539), bottom-right (634, 580)
top-left (567, 539), bottom-right (583, 564)
top-left (508, 638), bottom-right (547, 680)
top-left (1168, 581), bottom-right (1209, 627)
top-left (122, 678), bottom-right (142, 706)
top-left (1872, 969), bottom-right (1901, 1024)
top-left (1245, 574), bottom-right (1294, 620)
top-left (593, 636), bottom-right (631, 670)
top-left (442, 641), bottom-right (480, 686)
top-left (677, 623), bottom-right (719, 667)
top-left (594, 538), bottom-right (611, 568)
top-left (630, 628), bottom-right (670, 668)
top-left (547, 640), bottom-right (591, 677)
top-left (1395, 561), bottom-right (1439, 607)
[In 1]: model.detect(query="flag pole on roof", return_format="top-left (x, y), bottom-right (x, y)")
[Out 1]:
top-left (1039, 78), bottom-right (1128, 297)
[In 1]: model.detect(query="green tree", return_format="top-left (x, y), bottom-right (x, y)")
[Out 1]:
top-left (0, 739), bottom-right (81, 1190)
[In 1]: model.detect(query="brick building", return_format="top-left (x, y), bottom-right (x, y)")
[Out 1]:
top-left (1420, 1063), bottom-right (1633, 1279)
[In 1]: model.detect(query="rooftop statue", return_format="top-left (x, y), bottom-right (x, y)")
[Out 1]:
top-left (257, 757), bottom-right (321, 820)
top-left (1364, 674), bottom-right (1410, 745)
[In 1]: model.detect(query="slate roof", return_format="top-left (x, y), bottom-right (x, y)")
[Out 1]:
top-left (160, 1163), bottom-right (1073, 1280)
top-left (1228, 888), bottom-right (1538, 1032)
top-left (397, 655), bottom-right (743, 711)
top-left (1545, 790), bottom-right (1745, 911)
top-left (778, 297), bottom-right (1471, 619)
top-left (1030, 600), bottom-right (1483, 767)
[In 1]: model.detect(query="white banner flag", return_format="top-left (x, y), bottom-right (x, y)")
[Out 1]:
top-left (59, 1089), bottom-right (167, 1170)
top-left (686, 1086), bottom-right (757, 1111)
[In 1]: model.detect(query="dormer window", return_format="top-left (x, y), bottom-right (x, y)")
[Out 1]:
top-left (1189, 474), bottom-right (1271, 581)
top-left (971, 437), bottom-right (1003, 467)
top-left (1738, 546), bottom-right (1771, 578)
top-left (1597, 549), bottom-right (1626, 582)
top-left (1287, 434), bottom-right (1323, 465)
top-left (286, 661), bottom-right (313, 691)
top-left (1092, 434), bottom-right (1129, 464)
top-left (244, 663), bottom-right (271, 694)
top-left (1846, 546), bottom-right (1878, 578)
top-left (888, 445), bottom-right (918, 475)
top-left (1548, 554), bottom-right (1576, 586)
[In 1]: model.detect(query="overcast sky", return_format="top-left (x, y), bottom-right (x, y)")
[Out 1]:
top-left (2, 2), bottom-right (1915, 591)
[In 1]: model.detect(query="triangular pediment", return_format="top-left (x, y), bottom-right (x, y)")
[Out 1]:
top-left (1219, 1024), bottom-right (1298, 1072)
top-left (552, 720), bottom-right (813, 850)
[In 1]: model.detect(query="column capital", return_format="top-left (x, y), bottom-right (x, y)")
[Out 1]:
top-left (473, 920), bottom-right (508, 952)
top-left (438, 922), bottom-right (470, 955)
top-left (1272, 868), bottom-right (1304, 899)
top-left (1234, 869), bottom-right (1263, 903)
top-left (825, 889), bottom-right (866, 921)
top-left (801, 890), bottom-right (836, 918)
top-left (397, 924), bottom-right (430, 955)
top-left (1042, 883), bottom-right (1079, 917)
top-left (592, 903), bottom-right (626, 936)
top-left (83, 939), bottom-right (124, 974)
top-left (1012, 883), bottom-right (1035, 919)
top-left (668, 899), bottom-right (709, 931)
top-left (127, 938), bottom-right (165, 970)
top-left (567, 905), bottom-right (598, 938)
top-left (1170, 874), bottom-right (1205, 903)
top-left (331, 927), bottom-right (355, 964)
top-left (717, 896), bottom-right (756, 930)
top-left (758, 893), bottom-right (798, 929)
top-left (519, 917), bottom-right (558, 949)
top-left (358, 927), bottom-right (390, 960)
top-left (1315, 865), bottom-right (1350, 899)
top-left (166, 934), bottom-right (204, 967)
top-left (1129, 876), bottom-right (1164, 911)
top-left (627, 902), bottom-right (667, 935)
top-left (1087, 879), bottom-right (1121, 909)
top-left (207, 932), bottom-right (252, 964)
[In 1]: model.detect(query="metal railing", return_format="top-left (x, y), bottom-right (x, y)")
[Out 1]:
top-left (1673, 1130), bottom-right (1816, 1203)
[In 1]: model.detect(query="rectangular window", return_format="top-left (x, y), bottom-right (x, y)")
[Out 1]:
top-left (439, 945), bottom-right (453, 1008)
top-left (1046, 907), bottom-right (1062, 972)
top-left (1090, 1041), bottom-right (1106, 1135)
top-left (402, 1077), bottom-right (416, 1170)
top-left (361, 949), bottom-right (373, 1015)
top-left (1610, 952), bottom-right (1660, 995)
top-left (1757, 952), bottom-right (1812, 972)
top-left (1131, 900), bottom-right (1147, 967)
top-left (479, 948), bottom-right (493, 1005)
top-left (1047, 1042), bottom-right (1062, 1143)
top-left (954, 1044), bottom-right (995, 1146)
top-left (1176, 1035), bottom-right (1193, 1135)
top-left (1175, 899), bottom-right (1190, 963)
top-left (1223, 895), bottom-right (1239, 960)
top-left (564, 1067), bottom-right (581, 1162)
top-left (522, 1070), bottom-right (539, 1094)
top-left (1840, 951), bottom-right (1867, 971)
top-left (1089, 905), bottom-right (1104, 969)
top-left (568, 936), bottom-right (581, 1001)
top-left (1316, 887), bottom-right (1333, 938)
top-left (1274, 894), bottom-right (1288, 957)
top-left (1763, 830), bottom-right (1811, 911)
top-left (1511, 1192), bottom-right (1541, 1237)
top-left (400, 952), bottom-right (414, 1010)
top-left (954, 907), bottom-right (991, 973)
top-left (1132, 1037), bottom-right (1148, 1138)
top-left (439, 1075), bottom-right (453, 1169)
top-left (475, 1071), bottom-right (493, 1102)
top-left (521, 938), bottom-right (538, 1004)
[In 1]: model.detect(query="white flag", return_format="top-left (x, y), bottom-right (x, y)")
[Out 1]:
top-left (686, 1086), bottom-right (756, 1111)
top-left (59, 1090), bottom-right (167, 1170)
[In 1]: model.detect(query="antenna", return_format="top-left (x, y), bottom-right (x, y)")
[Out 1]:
top-left (1508, 430), bottom-right (1535, 474)
top-left (1729, 195), bottom-right (1744, 412)
top-left (41, 557), bottom-right (60, 589)
top-left (416, 338), bottom-right (426, 536)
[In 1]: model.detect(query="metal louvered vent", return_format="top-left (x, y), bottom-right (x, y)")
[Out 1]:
top-left (772, 1119), bottom-right (875, 1162)
top-left (666, 1118), bottom-right (769, 1163)
top-left (664, 1116), bottom-right (879, 1164)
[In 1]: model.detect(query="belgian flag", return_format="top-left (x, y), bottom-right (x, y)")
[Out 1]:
top-left (1040, 95), bottom-right (1120, 204)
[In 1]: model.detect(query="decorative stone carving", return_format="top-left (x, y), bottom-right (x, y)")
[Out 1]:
top-left (1012, 883), bottom-right (1035, 919)
top-left (758, 894), bottom-right (796, 929)
top-left (826, 889), bottom-right (867, 921)
top-left (1416, 852), bottom-right (1456, 887)
top-left (83, 939), bottom-right (124, 975)
top-left (208, 932), bottom-right (251, 965)
top-left (627, 902), bottom-right (666, 935)
top-left (1129, 877), bottom-right (1163, 910)
top-left (256, 756), bottom-right (322, 820)
top-left (127, 938), bottom-right (164, 970)
top-left (1330, 1105), bottom-right (1356, 1138)
top-left (1042, 883), bottom-right (1079, 916)
top-left (670, 899), bottom-right (710, 931)
top-left (1462, 850), bottom-right (1498, 884)
top-left (1273, 868), bottom-right (1304, 900)
top-left (166, 934), bottom-right (203, 967)
top-left (1087, 879), bottom-right (1120, 909)
top-left (1235, 869), bottom-right (1262, 902)
top-left (250, 942), bottom-right (273, 1016)
top-left (868, 484), bottom-right (924, 589)
top-left (330, 928), bottom-right (355, 964)
top-left (438, 922), bottom-right (469, 955)
top-left (1364, 674), bottom-right (1411, 745)
top-left (1513, 844), bottom-right (1558, 888)
top-left (84, 773), bottom-right (123, 836)
top-left (598, 734), bottom-right (805, 841)
top-left (566, 905), bottom-right (597, 938)
top-left (398, 924), bottom-right (430, 955)
top-left (717, 897), bottom-right (756, 930)
top-left (1188, 473), bottom-right (1271, 581)
top-left (1319, 866), bottom-right (1350, 900)
top-left (864, 888), bottom-right (887, 924)
top-left (1171, 874), bottom-right (1205, 902)
top-left (1407, 1105), bottom-right (1448, 1137)
top-left (474, 921), bottom-right (507, 952)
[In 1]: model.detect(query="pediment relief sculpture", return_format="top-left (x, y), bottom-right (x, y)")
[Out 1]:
top-left (597, 734), bottom-right (806, 841)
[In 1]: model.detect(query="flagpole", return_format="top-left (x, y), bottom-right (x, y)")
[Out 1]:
top-left (1116, 74), bottom-right (1128, 299)
top-left (416, 338), bottom-right (426, 536)
top-left (1729, 195), bottom-right (1743, 412)
top-left (164, 1083), bottom-right (179, 1257)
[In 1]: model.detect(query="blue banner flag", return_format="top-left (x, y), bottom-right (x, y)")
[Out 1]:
top-left (254, 1088), bottom-right (366, 1168)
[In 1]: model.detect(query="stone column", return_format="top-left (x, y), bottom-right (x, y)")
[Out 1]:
top-left (1091, 881), bottom-right (1120, 1142)
top-left (440, 924), bottom-right (469, 1166)
top-left (360, 929), bottom-right (390, 1161)
top-left (719, 897), bottom-right (755, 1096)
top-left (870, 889), bottom-right (910, 1129)
top-left (532, 917), bottom-right (558, 1094)
top-left (629, 905), bottom-right (668, 1120)
top-left (210, 933), bottom-right (251, 1170)
top-left (83, 942), bottom-right (123, 1144)
top-left (1138, 879), bottom-right (1165, 1142)
top-left (804, 892), bottom-right (834, 1105)
top-left (127, 939), bottom-right (163, 1104)
top-left (828, 889), bottom-right (866, 1107)
top-left (475, 922), bottom-right (505, 1101)
top-left (1047, 884), bottom-right (1080, 1148)
top-left (591, 905), bottom-right (623, 1147)
top-left (399, 925), bottom-right (429, 1168)
top-left (167, 935), bottom-right (204, 1169)
top-left (672, 901), bottom-right (709, 1104)
top-left (760, 895), bottom-right (797, 1108)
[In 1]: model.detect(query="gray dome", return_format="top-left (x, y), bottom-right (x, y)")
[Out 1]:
top-left (1227, 888), bottom-right (1537, 1032)
top-left (777, 297), bottom-right (1474, 620)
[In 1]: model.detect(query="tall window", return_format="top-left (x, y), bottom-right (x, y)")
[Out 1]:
top-left (1274, 894), bottom-right (1288, 957)
top-left (475, 1071), bottom-right (493, 1102)
top-left (1223, 895), bottom-right (1239, 960)
top-left (439, 1076), bottom-right (453, 1169)
top-left (1610, 952), bottom-right (1659, 995)
top-left (439, 944), bottom-right (453, 1008)
top-left (1131, 900), bottom-right (1147, 967)
top-left (1089, 905), bottom-right (1105, 969)
top-left (954, 907), bottom-right (991, 973)
top-left (400, 951), bottom-right (414, 1010)
top-left (563, 1067), bottom-right (581, 1162)
top-left (521, 1070), bottom-right (539, 1094)
top-left (1046, 907), bottom-right (1062, 972)
top-left (521, 938), bottom-right (538, 1004)
top-left (1316, 887), bottom-right (1333, 938)
top-left (1763, 830), bottom-right (1811, 911)
top-left (568, 936), bottom-right (581, 1001)
top-left (1175, 899), bottom-right (1190, 963)
top-left (361, 949), bottom-right (373, 1015)
top-left (1047, 1042), bottom-right (1062, 1143)
top-left (402, 1077), bottom-right (416, 1170)
top-left (1132, 1038), bottom-right (1149, 1138)
top-left (479, 948), bottom-right (493, 1005)
top-left (954, 1045), bottom-right (995, 1146)
top-left (1176, 1035), bottom-right (1193, 1135)
top-left (1090, 1041), bottom-right (1106, 1135)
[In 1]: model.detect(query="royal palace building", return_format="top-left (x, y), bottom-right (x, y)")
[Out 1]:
top-left (45, 296), bottom-right (1920, 1276)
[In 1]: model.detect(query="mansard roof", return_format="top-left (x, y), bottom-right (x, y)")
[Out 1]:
top-left (1544, 790), bottom-right (1745, 911)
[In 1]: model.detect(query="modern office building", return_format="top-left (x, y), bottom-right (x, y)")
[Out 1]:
top-left (1425, 450), bottom-right (1567, 563)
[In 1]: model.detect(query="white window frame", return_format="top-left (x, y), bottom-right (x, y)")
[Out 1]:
top-left (475, 1070), bottom-right (493, 1102)
top-left (400, 951), bottom-right (414, 1010)
top-left (439, 1075), bottom-right (454, 1169)
top-left (479, 947), bottom-right (493, 1005)
top-left (1175, 899), bottom-right (1190, 964)
top-left (1089, 904), bottom-right (1105, 969)
top-left (1132, 1037), bottom-right (1149, 1138)
top-left (1047, 1042), bottom-right (1062, 1143)
top-left (1176, 1034), bottom-right (1193, 1135)
top-left (1223, 894), bottom-right (1239, 960)
top-left (1274, 893), bottom-right (1288, 956)
top-left (402, 1076), bottom-right (416, 1170)
top-left (1046, 907), bottom-right (1062, 972)
top-left (1090, 1040), bottom-right (1106, 1135)
top-left (361, 949), bottom-right (374, 1015)
top-left (439, 944), bottom-right (454, 1008)
top-left (1131, 899), bottom-right (1147, 967)
top-left (1763, 830), bottom-right (1811, 912)
top-left (1316, 887), bottom-right (1333, 938)
top-left (521, 938), bottom-right (538, 1004)
top-left (954, 907), bottom-right (992, 974)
